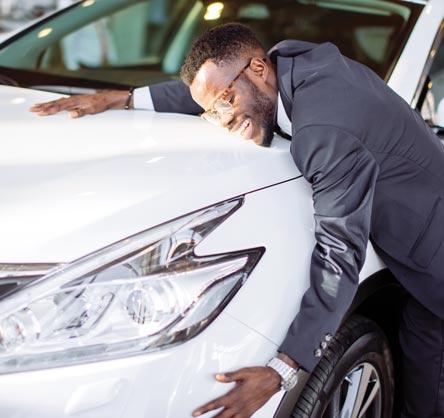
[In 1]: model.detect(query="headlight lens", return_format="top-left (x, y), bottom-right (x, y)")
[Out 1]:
top-left (0, 198), bottom-right (264, 373)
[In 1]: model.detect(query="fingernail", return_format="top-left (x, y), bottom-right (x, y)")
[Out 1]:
top-left (216, 374), bottom-right (224, 380)
top-left (192, 411), bottom-right (201, 417)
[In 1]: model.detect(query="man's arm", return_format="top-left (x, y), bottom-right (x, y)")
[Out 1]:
top-left (279, 124), bottom-right (379, 373)
top-left (191, 125), bottom-right (379, 418)
top-left (149, 80), bottom-right (203, 115)
top-left (30, 80), bottom-right (203, 117)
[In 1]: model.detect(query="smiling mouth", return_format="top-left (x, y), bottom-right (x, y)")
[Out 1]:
top-left (236, 118), bottom-right (252, 138)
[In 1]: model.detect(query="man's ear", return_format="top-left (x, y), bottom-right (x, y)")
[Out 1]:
top-left (249, 57), bottom-right (269, 81)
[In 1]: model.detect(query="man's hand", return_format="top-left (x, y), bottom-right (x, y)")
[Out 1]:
top-left (29, 89), bottom-right (130, 118)
top-left (191, 366), bottom-right (281, 418)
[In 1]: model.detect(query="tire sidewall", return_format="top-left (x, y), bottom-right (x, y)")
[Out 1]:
top-left (310, 330), bottom-right (393, 418)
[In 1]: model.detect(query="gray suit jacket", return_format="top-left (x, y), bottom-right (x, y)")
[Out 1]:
top-left (149, 40), bottom-right (444, 373)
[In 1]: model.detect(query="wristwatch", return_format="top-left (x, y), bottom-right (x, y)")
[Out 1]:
top-left (266, 357), bottom-right (299, 391)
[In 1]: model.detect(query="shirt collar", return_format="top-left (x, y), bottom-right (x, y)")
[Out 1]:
top-left (277, 92), bottom-right (292, 137)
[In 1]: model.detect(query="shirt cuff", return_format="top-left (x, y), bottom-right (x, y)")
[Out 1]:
top-left (133, 87), bottom-right (154, 110)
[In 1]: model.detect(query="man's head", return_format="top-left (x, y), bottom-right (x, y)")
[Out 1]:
top-left (180, 23), bottom-right (278, 146)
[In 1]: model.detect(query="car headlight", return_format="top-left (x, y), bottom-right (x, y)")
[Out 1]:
top-left (0, 198), bottom-right (264, 374)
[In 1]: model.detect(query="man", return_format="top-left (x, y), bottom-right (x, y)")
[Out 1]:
top-left (30, 23), bottom-right (444, 418)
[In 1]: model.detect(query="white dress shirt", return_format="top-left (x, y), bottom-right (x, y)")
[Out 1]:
top-left (277, 92), bottom-right (292, 137)
top-left (133, 86), bottom-right (154, 110)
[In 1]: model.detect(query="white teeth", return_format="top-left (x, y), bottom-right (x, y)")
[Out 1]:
top-left (240, 119), bottom-right (250, 134)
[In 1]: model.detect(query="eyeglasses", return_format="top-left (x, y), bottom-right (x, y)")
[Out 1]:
top-left (200, 59), bottom-right (252, 126)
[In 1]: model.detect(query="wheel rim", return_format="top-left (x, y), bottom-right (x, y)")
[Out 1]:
top-left (322, 362), bottom-right (382, 418)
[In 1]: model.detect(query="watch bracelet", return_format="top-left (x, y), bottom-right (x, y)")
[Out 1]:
top-left (266, 357), bottom-right (298, 391)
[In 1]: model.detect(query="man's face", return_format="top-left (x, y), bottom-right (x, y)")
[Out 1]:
top-left (189, 58), bottom-right (278, 146)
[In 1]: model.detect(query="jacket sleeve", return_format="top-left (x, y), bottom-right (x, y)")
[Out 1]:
top-left (278, 124), bottom-right (379, 373)
top-left (149, 80), bottom-right (203, 115)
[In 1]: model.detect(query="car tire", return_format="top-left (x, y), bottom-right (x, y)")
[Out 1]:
top-left (290, 315), bottom-right (394, 418)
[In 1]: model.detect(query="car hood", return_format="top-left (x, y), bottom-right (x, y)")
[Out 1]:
top-left (1, 86), bottom-right (299, 262)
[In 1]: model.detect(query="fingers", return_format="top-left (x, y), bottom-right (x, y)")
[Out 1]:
top-left (192, 394), bottom-right (229, 417)
top-left (213, 409), bottom-right (237, 418)
top-left (29, 102), bottom-right (50, 112)
top-left (69, 107), bottom-right (84, 118)
top-left (30, 99), bottom-right (91, 119)
top-left (192, 371), bottom-right (246, 416)
top-left (30, 90), bottom-right (125, 117)
top-left (69, 102), bottom-right (110, 118)
top-left (30, 97), bottom-right (78, 116)
top-left (30, 96), bottom-right (100, 117)
top-left (29, 103), bottom-right (59, 116)
top-left (192, 367), bottom-right (275, 418)
top-left (217, 368), bottom-right (250, 383)
top-left (29, 98), bottom-right (63, 114)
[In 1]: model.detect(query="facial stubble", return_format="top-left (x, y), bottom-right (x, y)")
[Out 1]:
top-left (245, 77), bottom-right (276, 147)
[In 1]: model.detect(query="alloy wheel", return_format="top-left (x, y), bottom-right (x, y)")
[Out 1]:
top-left (323, 362), bottom-right (382, 418)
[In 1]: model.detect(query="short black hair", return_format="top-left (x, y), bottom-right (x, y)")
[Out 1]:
top-left (180, 23), bottom-right (264, 86)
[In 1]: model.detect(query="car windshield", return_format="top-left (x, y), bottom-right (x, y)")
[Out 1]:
top-left (0, 0), bottom-right (422, 91)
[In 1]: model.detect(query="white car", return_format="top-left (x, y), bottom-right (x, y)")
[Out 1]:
top-left (0, 1), bottom-right (443, 417)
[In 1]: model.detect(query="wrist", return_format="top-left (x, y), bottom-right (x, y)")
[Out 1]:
top-left (124, 87), bottom-right (135, 110)
top-left (265, 366), bottom-right (283, 390)
top-left (266, 356), bottom-right (299, 392)
top-left (100, 90), bottom-right (131, 109)
top-left (277, 352), bottom-right (299, 369)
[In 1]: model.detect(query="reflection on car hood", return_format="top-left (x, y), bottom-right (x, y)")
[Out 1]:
top-left (0, 86), bottom-right (299, 262)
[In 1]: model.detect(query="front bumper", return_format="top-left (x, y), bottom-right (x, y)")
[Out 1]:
top-left (0, 311), bottom-right (284, 418)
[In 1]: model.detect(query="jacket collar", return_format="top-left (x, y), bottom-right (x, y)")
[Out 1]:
top-left (268, 40), bottom-right (320, 119)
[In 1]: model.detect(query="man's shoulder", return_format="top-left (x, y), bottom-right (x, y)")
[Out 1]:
top-left (268, 40), bottom-right (339, 62)
top-left (287, 60), bottom-right (391, 140)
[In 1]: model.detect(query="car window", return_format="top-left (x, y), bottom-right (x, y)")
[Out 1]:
top-left (422, 36), bottom-right (444, 127)
top-left (0, 0), bottom-right (422, 88)
top-left (47, 2), bottom-right (161, 70)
